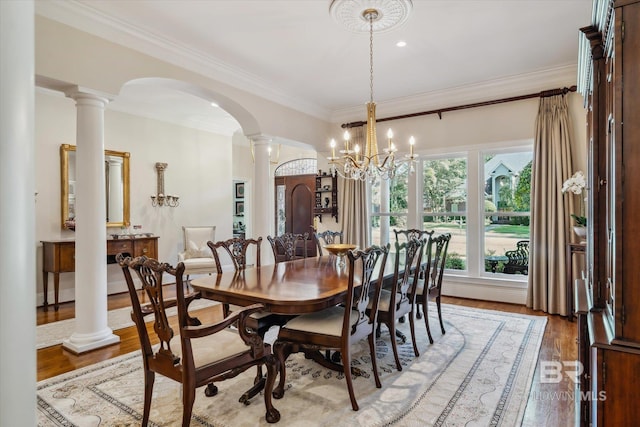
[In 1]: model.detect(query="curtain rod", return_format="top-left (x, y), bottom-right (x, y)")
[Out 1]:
top-left (341, 85), bottom-right (577, 129)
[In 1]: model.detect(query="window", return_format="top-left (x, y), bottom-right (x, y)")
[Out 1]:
top-left (482, 150), bottom-right (532, 276)
top-left (370, 143), bottom-right (532, 281)
top-left (422, 156), bottom-right (468, 271)
top-left (371, 163), bottom-right (409, 247)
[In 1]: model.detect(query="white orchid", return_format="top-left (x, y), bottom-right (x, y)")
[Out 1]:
top-left (561, 170), bottom-right (586, 195)
top-left (562, 170), bottom-right (587, 226)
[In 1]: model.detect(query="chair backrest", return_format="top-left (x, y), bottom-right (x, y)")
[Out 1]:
top-left (182, 226), bottom-right (216, 259)
top-left (117, 254), bottom-right (186, 374)
top-left (314, 230), bottom-right (344, 256)
top-left (208, 237), bottom-right (262, 273)
top-left (389, 238), bottom-right (425, 312)
top-left (267, 232), bottom-right (309, 263)
top-left (424, 233), bottom-right (451, 295)
top-left (345, 244), bottom-right (390, 339)
top-left (393, 228), bottom-right (434, 244)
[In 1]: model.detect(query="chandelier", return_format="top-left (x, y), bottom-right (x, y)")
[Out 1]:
top-left (328, 1), bottom-right (417, 181)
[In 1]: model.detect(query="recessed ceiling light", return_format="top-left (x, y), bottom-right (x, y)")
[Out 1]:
top-left (396, 41), bottom-right (407, 47)
top-left (211, 102), bottom-right (219, 108)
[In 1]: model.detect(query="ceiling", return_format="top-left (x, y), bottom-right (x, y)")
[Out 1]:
top-left (35, 0), bottom-right (592, 143)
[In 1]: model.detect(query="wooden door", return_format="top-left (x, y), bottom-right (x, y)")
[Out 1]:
top-left (275, 174), bottom-right (316, 256)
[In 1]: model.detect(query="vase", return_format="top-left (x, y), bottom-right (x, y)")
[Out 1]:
top-left (573, 225), bottom-right (587, 242)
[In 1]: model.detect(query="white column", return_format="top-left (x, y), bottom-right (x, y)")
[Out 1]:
top-left (0, 1), bottom-right (36, 424)
top-left (252, 136), bottom-right (273, 264)
top-left (62, 89), bottom-right (119, 353)
top-left (107, 157), bottom-right (124, 223)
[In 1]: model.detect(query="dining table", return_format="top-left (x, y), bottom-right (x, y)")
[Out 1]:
top-left (189, 252), bottom-right (414, 403)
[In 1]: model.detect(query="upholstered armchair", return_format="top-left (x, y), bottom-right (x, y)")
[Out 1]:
top-left (178, 226), bottom-right (217, 279)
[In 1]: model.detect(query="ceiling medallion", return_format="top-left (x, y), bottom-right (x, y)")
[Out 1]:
top-left (329, 0), bottom-right (413, 33)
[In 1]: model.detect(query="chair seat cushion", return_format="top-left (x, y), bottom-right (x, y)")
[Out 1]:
top-left (181, 258), bottom-right (217, 275)
top-left (168, 329), bottom-right (252, 369)
top-left (371, 289), bottom-right (394, 312)
top-left (228, 304), bottom-right (274, 320)
top-left (281, 306), bottom-right (358, 337)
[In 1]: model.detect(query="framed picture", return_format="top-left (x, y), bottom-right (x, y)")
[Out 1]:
top-left (235, 182), bottom-right (245, 199)
top-left (235, 201), bottom-right (244, 215)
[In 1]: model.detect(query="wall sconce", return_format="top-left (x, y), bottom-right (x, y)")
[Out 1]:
top-left (150, 162), bottom-right (179, 207)
top-left (250, 140), bottom-right (280, 165)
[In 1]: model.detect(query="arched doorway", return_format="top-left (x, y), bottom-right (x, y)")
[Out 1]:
top-left (274, 158), bottom-right (317, 256)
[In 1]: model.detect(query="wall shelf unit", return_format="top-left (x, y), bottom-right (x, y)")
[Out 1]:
top-left (314, 172), bottom-right (338, 222)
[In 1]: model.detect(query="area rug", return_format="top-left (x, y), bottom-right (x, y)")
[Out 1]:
top-left (36, 305), bottom-right (546, 426)
top-left (36, 299), bottom-right (219, 349)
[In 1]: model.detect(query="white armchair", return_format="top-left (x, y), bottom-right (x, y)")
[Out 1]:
top-left (178, 226), bottom-right (217, 279)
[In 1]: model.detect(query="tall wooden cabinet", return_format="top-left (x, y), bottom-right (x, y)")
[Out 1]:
top-left (577, 1), bottom-right (640, 425)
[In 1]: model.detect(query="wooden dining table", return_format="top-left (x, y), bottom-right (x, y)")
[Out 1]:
top-left (190, 252), bottom-right (415, 408)
top-left (190, 255), bottom-right (374, 315)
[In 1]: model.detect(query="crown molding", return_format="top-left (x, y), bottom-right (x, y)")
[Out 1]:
top-left (330, 64), bottom-right (578, 124)
top-left (35, 0), bottom-right (331, 121)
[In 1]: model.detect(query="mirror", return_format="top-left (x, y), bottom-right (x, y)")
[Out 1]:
top-left (60, 144), bottom-right (130, 229)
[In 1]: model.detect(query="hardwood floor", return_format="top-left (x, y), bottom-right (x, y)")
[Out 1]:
top-left (36, 293), bottom-right (577, 425)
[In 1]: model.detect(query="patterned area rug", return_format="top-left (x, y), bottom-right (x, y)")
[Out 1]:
top-left (37, 305), bottom-right (546, 426)
top-left (36, 299), bottom-right (219, 349)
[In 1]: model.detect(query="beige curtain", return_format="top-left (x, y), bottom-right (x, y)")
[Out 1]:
top-left (338, 126), bottom-right (371, 249)
top-left (527, 95), bottom-right (574, 315)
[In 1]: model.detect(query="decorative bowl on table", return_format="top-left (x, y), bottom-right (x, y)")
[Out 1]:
top-left (324, 243), bottom-right (357, 268)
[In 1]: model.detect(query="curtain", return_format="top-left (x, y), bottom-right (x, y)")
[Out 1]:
top-left (527, 95), bottom-right (574, 315)
top-left (338, 126), bottom-right (371, 249)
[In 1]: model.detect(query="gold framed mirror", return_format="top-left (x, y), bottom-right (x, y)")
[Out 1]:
top-left (60, 144), bottom-right (130, 229)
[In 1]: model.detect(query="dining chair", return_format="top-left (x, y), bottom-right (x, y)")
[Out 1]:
top-left (370, 238), bottom-right (425, 370)
top-left (208, 236), bottom-right (289, 401)
top-left (314, 230), bottom-right (344, 256)
top-left (272, 244), bottom-right (390, 411)
top-left (394, 228), bottom-right (435, 321)
top-left (267, 232), bottom-right (309, 263)
top-left (116, 254), bottom-right (281, 426)
top-left (414, 233), bottom-right (452, 344)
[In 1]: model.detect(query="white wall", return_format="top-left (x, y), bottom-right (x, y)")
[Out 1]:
top-left (36, 90), bottom-right (234, 304)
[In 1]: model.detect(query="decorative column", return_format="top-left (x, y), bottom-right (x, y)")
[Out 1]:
top-left (63, 88), bottom-right (120, 353)
top-left (252, 135), bottom-right (273, 264)
top-left (0, 1), bottom-right (36, 424)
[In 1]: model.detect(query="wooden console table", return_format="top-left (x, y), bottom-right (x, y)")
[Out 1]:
top-left (41, 236), bottom-right (159, 311)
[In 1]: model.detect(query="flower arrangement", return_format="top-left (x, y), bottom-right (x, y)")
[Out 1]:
top-left (561, 171), bottom-right (587, 226)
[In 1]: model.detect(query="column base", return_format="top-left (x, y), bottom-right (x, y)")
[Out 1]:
top-left (62, 328), bottom-right (120, 354)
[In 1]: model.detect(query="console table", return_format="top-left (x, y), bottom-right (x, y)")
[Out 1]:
top-left (41, 236), bottom-right (159, 311)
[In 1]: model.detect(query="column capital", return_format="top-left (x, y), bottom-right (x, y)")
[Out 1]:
top-left (64, 86), bottom-right (113, 107)
top-left (247, 134), bottom-right (272, 146)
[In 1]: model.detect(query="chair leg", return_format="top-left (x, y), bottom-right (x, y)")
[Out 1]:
top-left (142, 370), bottom-right (155, 427)
top-left (422, 300), bottom-right (434, 344)
top-left (388, 320), bottom-right (402, 371)
top-left (368, 332), bottom-right (382, 388)
top-left (341, 345), bottom-right (359, 411)
top-left (416, 303), bottom-right (423, 319)
top-left (436, 297), bottom-right (445, 335)
top-left (408, 305), bottom-right (420, 357)
top-left (181, 383), bottom-right (196, 427)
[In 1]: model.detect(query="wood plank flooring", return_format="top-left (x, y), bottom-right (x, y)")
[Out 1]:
top-left (36, 293), bottom-right (576, 426)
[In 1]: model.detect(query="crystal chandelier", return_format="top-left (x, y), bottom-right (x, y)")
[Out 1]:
top-left (328, 2), bottom-right (417, 182)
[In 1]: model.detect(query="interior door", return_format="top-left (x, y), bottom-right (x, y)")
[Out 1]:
top-left (275, 174), bottom-right (316, 256)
